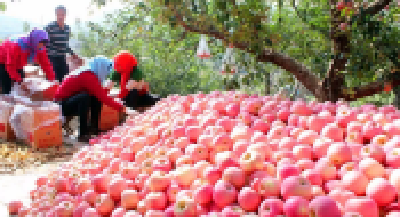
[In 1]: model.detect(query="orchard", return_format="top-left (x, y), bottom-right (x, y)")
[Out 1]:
top-left (82, 0), bottom-right (400, 103)
top-left (8, 91), bottom-right (400, 216)
top-left (2, 0), bottom-right (400, 216)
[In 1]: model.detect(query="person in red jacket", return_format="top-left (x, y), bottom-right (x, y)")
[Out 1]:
top-left (109, 51), bottom-right (160, 110)
top-left (0, 29), bottom-right (55, 94)
top-left (54, 55), bottom-right (128, 142)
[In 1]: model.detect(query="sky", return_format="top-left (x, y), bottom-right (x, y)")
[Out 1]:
top-left (1, 0), bottom-right (123, 28)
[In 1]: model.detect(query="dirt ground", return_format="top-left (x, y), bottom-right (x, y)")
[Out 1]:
top-left (0, 102), bottom-right (146, 216)
top-left (0, 117), bottom-right (85, 216)
top-left (0, 161), bottom-right (65, 215)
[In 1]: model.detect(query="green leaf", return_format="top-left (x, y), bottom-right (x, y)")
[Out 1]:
top-left (0, 2), bottom-right (6, 12)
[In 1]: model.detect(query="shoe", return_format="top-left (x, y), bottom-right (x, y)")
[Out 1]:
top-left (62, 116), bottom-right (73, 136)
top-left (78, 135), bottom-right (91, 143)
top-left (87, 126), bottom-right (100, 135)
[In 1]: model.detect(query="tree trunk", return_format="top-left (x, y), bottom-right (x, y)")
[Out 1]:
top-left (394, 86), bottom-right (400, 108)
top-left (264, 71), bottom-right (271, 95)
top-left (316, 0), bottom-right (350, 102)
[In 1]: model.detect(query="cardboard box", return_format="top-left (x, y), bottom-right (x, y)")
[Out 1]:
top-left (99, 105), bottom-right (121, 131)
top-left (0, 96), bottom-right (16, 141)
top-left (27, 120), bottom-right (63, 149)
top-left (22, 78), bottom-right (59, 101)
top-left (99, 89), bottom-right (121, 131)
top-left (11, 101), bottom-right (63, 148)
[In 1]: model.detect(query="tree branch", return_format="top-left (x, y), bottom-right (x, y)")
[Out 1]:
top-left (351, 0), bottom-right (393, 24)
top-left (175, 12), bottom-right (322, 97)
top-left (341, 73), bottom-right (400, 101)
top-left (121, 34), bottom-right (172, 43)
top-left (167, 5), bottom-right (397, 102)
top-left (291, 0), bottom-right (330, 39)
top-left (363, 0), bottom-right (392, 17)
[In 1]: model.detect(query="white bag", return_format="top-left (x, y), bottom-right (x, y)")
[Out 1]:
top-left (197, 34), bottom-right (211, 59)
top-left (10, 84), bottom-right (27, 98)
top-left (10, 104), bottom-right (31, 141)
top-left (220, 45), bottom-right (238, 74)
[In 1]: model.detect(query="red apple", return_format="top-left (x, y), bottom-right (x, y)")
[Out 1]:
top-left (194, 184), bottom-right (213, 205)
top-left (95, 194), bottom-right (114, 216)
top-left (327, 142), bottom-right (352, 167)
top-left (147, 171), bottom-right (170, 192)
top-left (121, 189), bottom-right (140, 210)
top-left (342, 170), bottom-right (369, 196)
top-left (221, 205), bottom-right (246, 217)
top-left (309, 196), bottom-right (342, 217)
top-left (358, 158), bottom-right (385, 180)
top-left (366, 177), bottom-right (396, 207)
top-left (8, 201), bottom-right (23, 215)
top-left (108, 177), bottom-right (127, 201)
top-left (321, 123), bottom-right (344, 143)
top-left (167, 182), bottom-right (182, 203)
top-left (251, 177), bottom-right (281, 198)
top-left (278, 164), bottom-right (300, 181)
top-left (213, 180), bottom-right (238, 208)
top-left (344, 198), bottom-right (378, 217)
top-left (258, 198), bottom-right (284, 216)
top-left (239, 151), bottom-right (264, 174)
top-left (238, 187), bottom-right (261, 212)
top-left (203, 166), bottom-right (222, 185)
top-left (222, 167), bottom-right (246, 189)
top-left (283, 196), bottom-right (310, 217)
top-left (302, 169), bottom-right (322, 186)
top-left (281, 176), bottom-right (312, 200)
top-left (82, 207), bottom-right (101, 217)
top-left (145, 192), bottom-right (167, 211)
top-left (111, 207), bottom-right (126, 217)
top-left (174, 197), bottom-right (197, 217)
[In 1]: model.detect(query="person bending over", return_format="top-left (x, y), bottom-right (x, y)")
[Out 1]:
top-left (107, 50), bottom-right (160, 111)
top-left (54, 55), bottom-right (128, 143)
top-left (0, 29), bottom-right (55, 94)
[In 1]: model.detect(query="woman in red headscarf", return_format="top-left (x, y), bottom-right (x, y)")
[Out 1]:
top-left (107, 50), bottom-right (160, 110)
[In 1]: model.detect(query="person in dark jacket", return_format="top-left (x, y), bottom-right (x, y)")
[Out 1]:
top-left (54, 56), bottom-right (128, 142)
top-left (45, 5), bottom-right (82, 82)
top-left (0, 29), bottom-right (55, 94)
top-left (108, 51), bottom-right (160, 110)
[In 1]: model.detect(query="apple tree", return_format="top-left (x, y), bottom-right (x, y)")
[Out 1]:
top-left (92, 0), bottom-right (400, 103)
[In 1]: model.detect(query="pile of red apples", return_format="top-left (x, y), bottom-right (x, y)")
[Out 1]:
top-left (8, 91), bottom-right (400, 217)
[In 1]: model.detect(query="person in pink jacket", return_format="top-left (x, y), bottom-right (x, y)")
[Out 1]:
top-left (0, 29), bottom-right (55, 94)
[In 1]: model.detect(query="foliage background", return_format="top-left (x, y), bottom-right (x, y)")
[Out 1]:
top-left (74, 0), bottom-right (398, 106)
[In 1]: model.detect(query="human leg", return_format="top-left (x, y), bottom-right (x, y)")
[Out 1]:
top-left (122, 89), bottom-right (139, 109)
top-left (0, 64), bottom-right (13, 94)
top-left (60, 56), bottom-right (69, 81)
top-left (89, 95), bottom-right (102, 134)
top-left (49, 56), bottom-right (65, 82)
top-left (60, 93), bottom-right (92, 141)
top-left (139, 93), bottom-right (161, 107)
